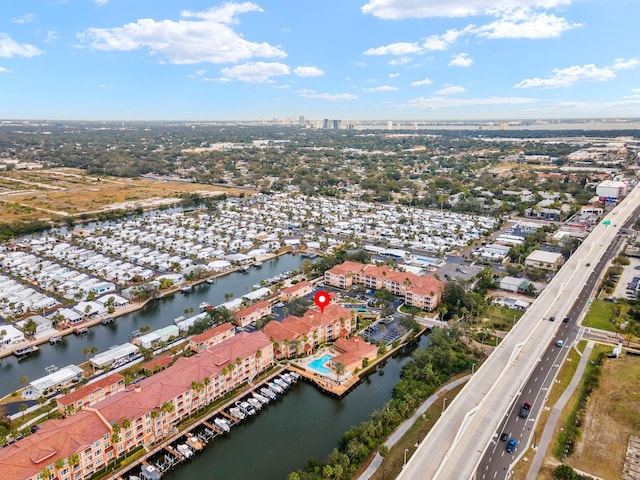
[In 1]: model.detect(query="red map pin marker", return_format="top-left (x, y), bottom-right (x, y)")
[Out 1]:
top-left (314, 291), bottom-right (330, 313)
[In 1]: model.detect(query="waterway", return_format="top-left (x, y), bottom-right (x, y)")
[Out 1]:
top-left (0, 254), bottom-right (303, 398)
top-left (158, 335), bottom-right (430, 480)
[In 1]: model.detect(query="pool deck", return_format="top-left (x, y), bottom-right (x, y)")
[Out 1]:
top-left (287, 363), bottom-right (360, 397)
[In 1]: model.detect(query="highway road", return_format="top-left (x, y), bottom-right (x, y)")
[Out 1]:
top-left (396, 185), bottom-right (640, 480)
top-left (476, 231), bottom-right (627, 479)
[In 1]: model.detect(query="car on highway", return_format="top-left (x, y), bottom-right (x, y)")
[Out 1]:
top-left (506, 438), bottom-right (517, 453)
top-left (563, 316), bottom-right (570, 323)
top-left (557, 339), bottom-right (564, 347)
top-left (549, 315), bottom-right (556, 321)
top-left (519, 401), bottom-right (532, 418)
top-left (500, 432), bottom-right (509, 441)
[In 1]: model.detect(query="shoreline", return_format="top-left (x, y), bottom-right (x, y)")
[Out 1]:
top-left (0, 249), bottom-right (297, 360)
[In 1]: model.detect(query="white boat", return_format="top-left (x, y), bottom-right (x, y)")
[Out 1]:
top-left (288, 371), bottom-right (300, 379)
top-left (13, 345), bottom-right (39, 357)
top-left (173, 315), bottom-right (185, 324)
top-left (214, 417), bottom-right (231, 432)
top-left (229, 407), bottom-right (245, 420)
top-left (252, 392), bottom-right (269, 404)
top-left (247, 397), bottom-right (262, 411)
top-left (260, 387), bottom-right (277, 400)
top-left (49, 336), bottom-right (62, 345)
top-left (268, 381), bottom-right (283, 394)
top-left (281, 373), bottom-right (293, 384)
top-left (254, 261), bottom-right (263, 267)
top-left (206, 278), bottom-right (215, 284)
top-left (180, 284), bottom-right (193, 293)
top-left (129, 476), bottom-right (141, 480)
top-left (139, 464), bottom-right (162, 480)
top-left (176, 443), bottom-right (193, 458)
top-left (199, 302), bottom-right (210, 311)
top-left (274, 378), bottom-right (289, 390)
top-left (236, 400), bottom-right (256, 415)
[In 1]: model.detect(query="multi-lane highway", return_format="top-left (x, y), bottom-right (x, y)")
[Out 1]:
top-left (476, 231), bottom-right (627, 478)
top-left (397, 185), bottom-right (640, 480)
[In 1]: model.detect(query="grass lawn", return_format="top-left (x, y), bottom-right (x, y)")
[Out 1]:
top-left (362, 381), bottom-right (467, 480)
top-left (581, 299), bottom-right (617, 331)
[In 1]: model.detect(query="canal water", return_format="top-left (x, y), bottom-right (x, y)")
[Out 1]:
top-left (159, 335), bottom-right (429, 480)
top-left (0, 254), bottom-right (303, 398)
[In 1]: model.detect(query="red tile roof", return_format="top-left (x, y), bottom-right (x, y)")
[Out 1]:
top-left (0, 411), bottom-right (110, 480)
top-left (57, 373), bottom-right (124, 408)
top-left (281, 281), bottom-right (311, 295)
top-left (234, 300), bottom-right (271, 319)
top-left (93, 331), bottom-right (272, 425)
top-left (325, 260), bottom-right (365, 276)
top-left (190, 322), bottom-right (235, 344)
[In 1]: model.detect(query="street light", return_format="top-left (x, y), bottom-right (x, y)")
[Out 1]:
top-left (471, 363), bottom-right (476, 376)
top-left (442, 397), bottom-right (448, 414)
top-left (403, 448), bottom-right (409, 468)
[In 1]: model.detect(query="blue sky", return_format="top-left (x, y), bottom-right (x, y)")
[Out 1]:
top-left (1, 0), bottom-right (639, 121)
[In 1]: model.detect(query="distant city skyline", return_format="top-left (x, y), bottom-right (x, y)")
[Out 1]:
top-left (1, 0), bottom-right (639, 121)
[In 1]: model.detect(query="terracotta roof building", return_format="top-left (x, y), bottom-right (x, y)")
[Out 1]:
top-left (189, 322), bottom-right (236, 353)
top-left (56, 373), bottom-right (125, 415)
top-left (325, 261), bottom-right (444, 311)
top-left (263, 303), bottom-right (355, 359)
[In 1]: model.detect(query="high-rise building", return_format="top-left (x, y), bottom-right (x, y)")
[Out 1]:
top-left (332, 119), bottom-right (340, 130)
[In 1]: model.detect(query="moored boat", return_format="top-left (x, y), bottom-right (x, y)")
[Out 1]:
top-left (176, 443), bottom-right (193, 458)
top-left (49, 335), bottom-right (62, 345)
top-left (236, 400), bottom-right (256, 416)
top-left (229, 407), bottom-right (245, 420)
top-left (214, 417), bottom-right (231, 432)
top-left (268, 381), bottom-right (283, 394)
top-left (186, 432), bottom-right (204, 451)
top-left (252, 391), bottom-right (269, 404)
top-left (260, 387), bottom-right (277, 400)
top-left (247, 397), bottom-right (262, 411)
top-left (13, 345), bottom-right (39, 357)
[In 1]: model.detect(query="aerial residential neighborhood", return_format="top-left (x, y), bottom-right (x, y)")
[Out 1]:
top-left (0, 122), bottom-right (639, 480)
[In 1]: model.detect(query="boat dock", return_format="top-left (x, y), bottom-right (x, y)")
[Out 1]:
top-left (117, 368), bottom-right (298, 479)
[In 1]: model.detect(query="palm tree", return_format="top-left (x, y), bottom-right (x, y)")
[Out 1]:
top-left (40, 467), bottom-right (52, 480)
top-left (68, 453), bottom-right (80, 480)
top-left (334, 362), bottom-right (346, 382)
top-left (54, 458), bottom-right (65, 478)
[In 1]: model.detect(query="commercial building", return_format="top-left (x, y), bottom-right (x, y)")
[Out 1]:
top-left (524, 250), bottom-right (565, 271)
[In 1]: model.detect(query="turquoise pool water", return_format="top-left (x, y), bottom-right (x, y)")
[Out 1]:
top-left (308, 354), bottom-right (334, 375)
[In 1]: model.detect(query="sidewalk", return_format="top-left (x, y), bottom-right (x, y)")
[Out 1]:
top-left (526, 341), bottom-right (594, 480)
top-left (357, 374), bottom-right (471, 480)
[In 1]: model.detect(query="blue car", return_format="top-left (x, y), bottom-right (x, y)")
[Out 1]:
top-left (507, 438), bottom-right (517, 453)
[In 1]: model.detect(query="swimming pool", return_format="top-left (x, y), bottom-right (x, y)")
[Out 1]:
top-left (307, 354), bottom-right (334, 375)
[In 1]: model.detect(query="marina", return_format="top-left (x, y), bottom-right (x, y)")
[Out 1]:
top-left (121, 370), bottom-right (299, 479)
top-left (12, 345), bottom-right (39, 358)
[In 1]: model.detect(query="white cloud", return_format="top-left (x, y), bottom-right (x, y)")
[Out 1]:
top-left (612, 58), bottom-right (639, 70)
top-left (473, 9), bottom-right (580, 38)
top-left (93, 0), bottom-right (109, 5)
top-left (298, 89), bottom-right (358, 101)
top-left (0, 33), bottom-right (43, 58)
top-left (449, 53), bottom-right (473, 67)
top-left (434, 85), bottom-right (466, 95)
top-left (411, 77), bottom-right (433, 87)
top-left (44, 30), bottom-right (60, 43)
top-left (363, 85), bottom-right (399, 92)
top-left (364, 42), bottom-right (422, 56)
top-left (12, 13), bottom-right (37, 24)
top-left (423, 29), bottom-right (465, 50)
top-left (516, 64), bottom-right (616, 88)
top-left (78, 3), bottom-right (286, 64)
top-left (0, 66), bottom-right (9, 73)
top-left (217, 62), bottom-right (290, 83)
top-left (293, 66), bottom-right (324, 77)
top-left (389, 72), bottom-right (400, 78)
top-left (389, 56), bottom-right (412, 65)
top-left (361, 0), bottom-right (572, 19)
